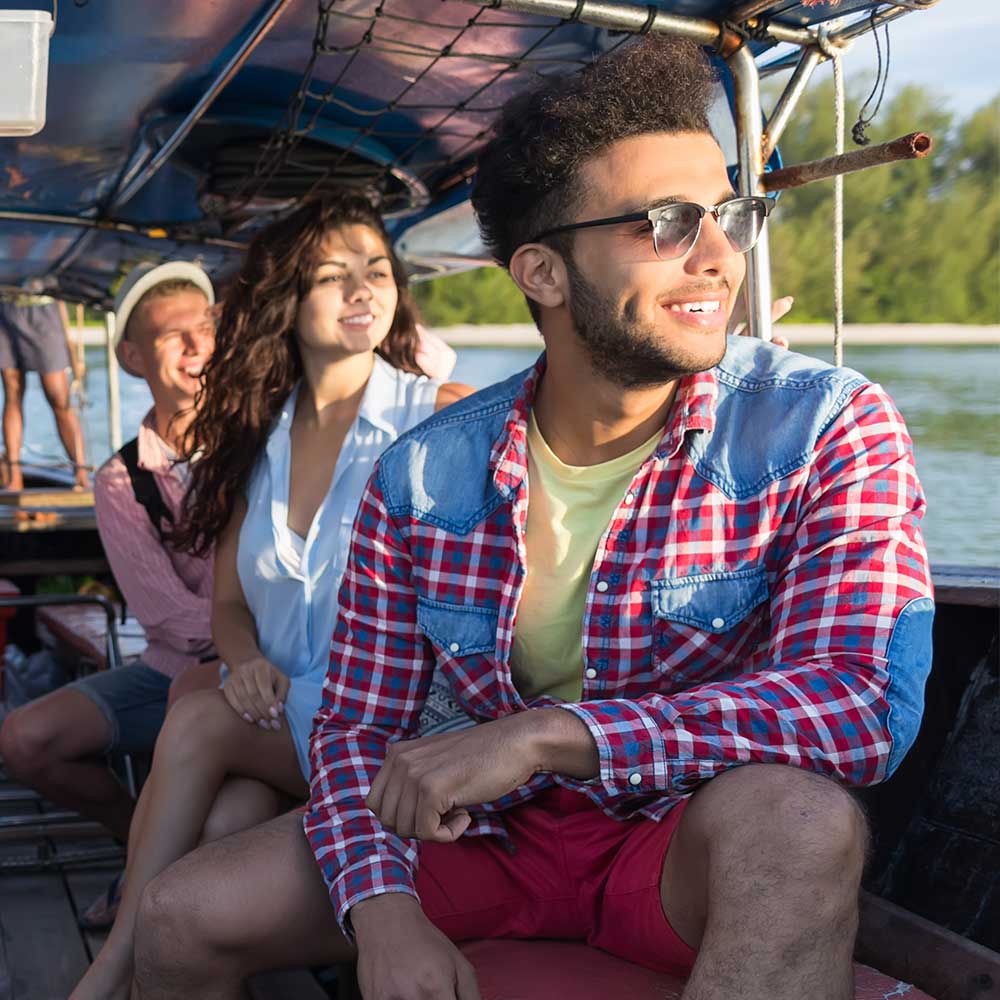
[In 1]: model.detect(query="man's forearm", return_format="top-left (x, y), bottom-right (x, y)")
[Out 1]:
top-left (527, 707), bottom-right (600, 780)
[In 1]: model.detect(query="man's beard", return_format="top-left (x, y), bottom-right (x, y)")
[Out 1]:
top-left (565, 256), bottom-right (728, 390)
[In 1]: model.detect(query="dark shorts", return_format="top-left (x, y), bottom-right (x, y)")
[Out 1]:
top-left (65, 662), bottom-right (171, 754)
top-left (416, 786), bottom-right (696, 976)
top-left (0, 302), bottom-right (70, 373)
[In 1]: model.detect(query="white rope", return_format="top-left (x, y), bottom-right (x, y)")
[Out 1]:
top-left (832, 50), bottom-right (846, 367)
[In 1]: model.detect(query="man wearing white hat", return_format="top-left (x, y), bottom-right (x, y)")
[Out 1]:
top-left (0, 261), bottom-right (220, 927)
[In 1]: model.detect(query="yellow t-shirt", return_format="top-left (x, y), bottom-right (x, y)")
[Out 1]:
top-left (511, 411), bottom-right (661, 702)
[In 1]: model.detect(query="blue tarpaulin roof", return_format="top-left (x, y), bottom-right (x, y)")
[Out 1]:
top-left (0, 0), bottom-right (908, 303)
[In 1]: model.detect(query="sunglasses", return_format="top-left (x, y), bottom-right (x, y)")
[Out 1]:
top-left (531, 196), bottom-right (775, 261)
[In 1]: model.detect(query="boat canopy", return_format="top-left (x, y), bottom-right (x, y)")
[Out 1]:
top-left (0, 0), bottom-right (934, 304)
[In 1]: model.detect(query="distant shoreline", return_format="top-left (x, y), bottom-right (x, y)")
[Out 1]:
top-left (74, 322), bottom-right (1000, 349)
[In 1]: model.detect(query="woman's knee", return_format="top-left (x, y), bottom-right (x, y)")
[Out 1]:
top-left (200, 780), bottom-right (283, 846)
top-left (153, 689), bottom-right (240, 769)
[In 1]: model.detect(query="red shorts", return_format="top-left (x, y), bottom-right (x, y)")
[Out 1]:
top-left (415, 787), bottom-right (696, 976)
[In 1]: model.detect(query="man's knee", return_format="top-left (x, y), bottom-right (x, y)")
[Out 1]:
top-left (0, 706), bottom-right (62, 782)
top-left (134, 869), bottom-right (205, 987)
top-left (692, 764), bottom-right (868, 883)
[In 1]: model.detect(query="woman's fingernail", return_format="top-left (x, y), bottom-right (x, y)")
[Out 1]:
top-left (278, 702), bottom-right (285, 714)
top-left (270, 719), bottom-right (281, 731)
top-left (258, 720), bottom-right (269, 730)
top-left (243, 713), bottom-right (253, 723)
top-left (269, 706), bottom-right (278, 719)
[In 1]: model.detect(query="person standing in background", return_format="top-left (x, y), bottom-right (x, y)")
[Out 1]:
top-left (0, 293), bottom-right (88, 490)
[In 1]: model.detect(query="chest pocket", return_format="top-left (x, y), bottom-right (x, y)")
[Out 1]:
top-left (416, 598), bottom-right (499, 659)
top-left (650, 568), bottom-right (769, 687)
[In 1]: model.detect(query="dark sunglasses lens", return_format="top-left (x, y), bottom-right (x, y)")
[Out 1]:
top-left (652, 203), bottom-right (703, 260)
top-left (719, 198), bottom-right (769, 252)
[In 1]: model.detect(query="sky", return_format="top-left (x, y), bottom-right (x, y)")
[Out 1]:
top-left (809, 0), bottom-right (997, 115)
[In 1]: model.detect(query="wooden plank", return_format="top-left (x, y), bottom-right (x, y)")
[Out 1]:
top-left (0, 489), bottom-right (94, 509)
top-left (931, 564), bottom-right (1000, 608)
top-left (0, 804), bottom-right (90, 998)
top-left (857, 891), bottom-right (1000, 1000)
top-left (63, 867), bottom-right (118, 961)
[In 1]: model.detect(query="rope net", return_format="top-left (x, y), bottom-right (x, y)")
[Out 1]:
top-left (213, 0), bottom-right (641, 223)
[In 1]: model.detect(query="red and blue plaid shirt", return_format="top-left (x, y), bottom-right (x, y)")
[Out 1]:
top-left (305, 344), bottom-right (933, 933)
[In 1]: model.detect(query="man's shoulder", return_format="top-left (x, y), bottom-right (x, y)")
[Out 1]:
top-left (691, 338), bottom-right (874, 500)
top-left (373, 366), bottom-right (531, 529)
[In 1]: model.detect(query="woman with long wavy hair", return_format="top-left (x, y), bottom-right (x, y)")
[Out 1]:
top-left (72, 192), bottom-right (472, 1000)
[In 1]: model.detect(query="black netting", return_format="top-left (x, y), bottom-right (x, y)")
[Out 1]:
top-left (213, 0), bottom-right (635, 222)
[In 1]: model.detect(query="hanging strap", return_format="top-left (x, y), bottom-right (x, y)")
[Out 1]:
top-left (118, 438), bottom-right (175, 545)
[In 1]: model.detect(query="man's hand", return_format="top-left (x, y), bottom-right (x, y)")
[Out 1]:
top-left (222, 656), bottom-right (289, 729)
top-left (728, 294), bottom-right (794, 348)
top-left (366, 709), bottom-right (598, 843)
top-left (352, 894), bottom-right (480, 1000)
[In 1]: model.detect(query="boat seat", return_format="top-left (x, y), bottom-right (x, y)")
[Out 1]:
top-left (35, 604), bottom-right (146, 672)
top-left (460, 940), bottom-right (937, 999)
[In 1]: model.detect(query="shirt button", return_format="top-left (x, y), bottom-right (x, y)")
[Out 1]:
top-left (585, 668), bottom-right (598, 680)
top-left (628, 773), bottom-right (642, 786)
top-left (449, 642), bottom-right (460, 653)
top-left (711, 617), bottom-right (726, 629)
top-left (624, 492), bottom-right (634, 505)
top-left (596, 581), bottom-right (609, 593)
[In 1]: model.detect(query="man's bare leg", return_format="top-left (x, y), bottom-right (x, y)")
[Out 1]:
top-left (1, 368), bottom-right (25, 490)
top-left (0, 688), bottom-right (134, 840)
top-left (660, 764), bottom-right (867, 1000)
top-left (132, 809), bottom-right (354, 1000)
top-left (39, 369), bottom-right (87, 487)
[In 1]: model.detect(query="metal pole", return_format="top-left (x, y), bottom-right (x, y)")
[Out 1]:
top-left (104, 311), bottom-right (122, 453)
top-left (728, 43), bottom-right (772, 342)
top-left (763, 46), bottom-right (824, 161)
top-left (110, 0), bottom-right (295, 210)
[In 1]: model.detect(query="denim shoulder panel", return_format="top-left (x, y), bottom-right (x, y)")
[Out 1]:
top-left (884, 596), bottom-right (935, 777)
top-left (376, 366), bottom-right (531, 535)
top-left (686, 337), bottom-right (869, 499)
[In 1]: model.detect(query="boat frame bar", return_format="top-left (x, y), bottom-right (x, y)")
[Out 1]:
top-left (457, 0), bottom-right (932, 341)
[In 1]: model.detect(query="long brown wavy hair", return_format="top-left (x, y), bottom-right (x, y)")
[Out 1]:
top-left (172, 192), bottom-right (424, 557)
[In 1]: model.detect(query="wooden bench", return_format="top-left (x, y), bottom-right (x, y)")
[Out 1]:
top-left (35, 604), bottom-right (146, 672)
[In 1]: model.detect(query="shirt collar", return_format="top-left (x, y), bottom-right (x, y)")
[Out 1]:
top-left (356, 354), bottom-right (410, 437)
top-left (490, 355), bottom-right (719, 494)
top-left (136, 408), bottom-right (178, 473)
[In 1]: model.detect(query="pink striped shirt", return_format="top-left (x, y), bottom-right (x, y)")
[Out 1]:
top-left (93, 409), bottom-right (214, 678)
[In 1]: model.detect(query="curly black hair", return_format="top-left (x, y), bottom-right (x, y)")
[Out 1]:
top-left (472, 37), bottom-right (717, 274)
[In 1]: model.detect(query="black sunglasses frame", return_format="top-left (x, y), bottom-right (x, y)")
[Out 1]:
top-left (530, 196), bottom-right (776, 260)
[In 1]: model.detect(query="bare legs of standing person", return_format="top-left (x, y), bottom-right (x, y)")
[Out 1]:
top-left (0, 367), bottom-right (87, 489)
top-left (39, 369), bottom-right (88, 488)
top-left (1, 368), bottom-right (25, 490)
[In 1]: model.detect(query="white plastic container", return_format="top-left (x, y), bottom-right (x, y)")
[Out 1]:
top-left (0, 10), bottom-right (53, 136)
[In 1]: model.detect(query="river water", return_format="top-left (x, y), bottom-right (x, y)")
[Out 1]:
top-left (16, 342), bottom-right (1000, 567)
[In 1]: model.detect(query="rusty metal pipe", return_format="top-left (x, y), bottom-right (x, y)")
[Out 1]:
top-left (762, 131), bottom-right (932, 192)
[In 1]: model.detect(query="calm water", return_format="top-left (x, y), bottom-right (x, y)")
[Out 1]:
top-left (17, 343), bottom-right (1000, 567)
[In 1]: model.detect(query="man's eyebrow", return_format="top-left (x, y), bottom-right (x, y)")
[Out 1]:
top-left (633, 191), bottom-right (740, 214)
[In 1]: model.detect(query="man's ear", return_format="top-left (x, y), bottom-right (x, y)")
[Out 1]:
top-left (509, 244), bottom-right (568, 312)
top-left (118, 337), bottom-right (146, 378)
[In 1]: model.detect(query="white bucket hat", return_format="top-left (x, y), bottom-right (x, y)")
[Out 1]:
top-left (113, 261), bottom-right (215, 377)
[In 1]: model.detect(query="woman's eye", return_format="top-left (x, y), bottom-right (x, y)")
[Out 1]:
top-left (317, 273), bottom-right (343, 284)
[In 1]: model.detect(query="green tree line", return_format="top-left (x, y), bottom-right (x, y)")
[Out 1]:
top-left (413, 83), bottom-right (999, 326)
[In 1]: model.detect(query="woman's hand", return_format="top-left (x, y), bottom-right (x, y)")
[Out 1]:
top-left (222, 657), bottom-right (290, 730)
top-left (729, 294), bottom-right (794, 348)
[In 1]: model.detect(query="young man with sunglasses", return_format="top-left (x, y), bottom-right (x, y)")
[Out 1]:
top-left (130, 39), bottom-right (932, 1000)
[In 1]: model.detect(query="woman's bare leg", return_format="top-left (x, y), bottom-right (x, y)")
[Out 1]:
top-left (132, 810), bottom-right (354, 1000)
top-left (69, 689), bottom-right (307, 1000)
top-left (1, 369), bottom-right (25, 490)
top-left (199, 776), bottom-right (287, 846)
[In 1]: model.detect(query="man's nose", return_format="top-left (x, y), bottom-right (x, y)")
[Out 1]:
top-left (683, 211), bottom-right (740, 277)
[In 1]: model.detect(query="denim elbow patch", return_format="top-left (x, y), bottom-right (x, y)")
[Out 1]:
top-left (884, 596), bottom-right (935, 775)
